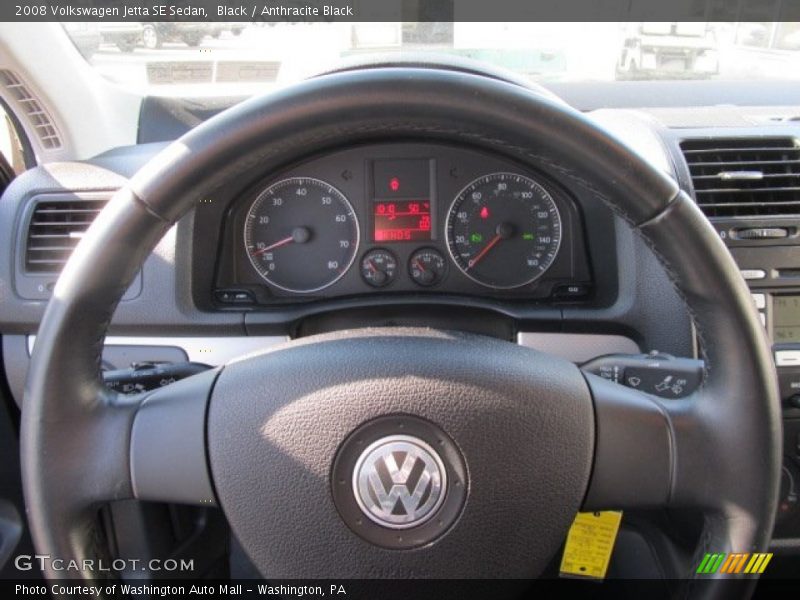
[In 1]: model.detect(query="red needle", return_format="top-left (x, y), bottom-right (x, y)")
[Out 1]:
top-left (251, 236), bottom-right (294, 256)
top-left (414, 259), bottom-right (427, 273)
top-left (467, 234), bottom-right (502, 270)
top-left (366, 260), bottom-right (378, 273)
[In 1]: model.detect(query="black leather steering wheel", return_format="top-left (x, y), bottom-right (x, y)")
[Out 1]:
top-left (21, 67), bottom-right (781, 597)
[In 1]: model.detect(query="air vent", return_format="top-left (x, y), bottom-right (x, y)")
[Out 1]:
top-left (25, 196), bottom-right (108, 273)
top-left (681, 138), bottom-right (800, 218)
top-left (0, 69), bottom-right (62, 149)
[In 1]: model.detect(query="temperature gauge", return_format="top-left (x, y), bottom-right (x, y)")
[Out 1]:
top-left (409, 248), bottom-right (447, 287)
top-left (360, 249), bottom-right (397, 288)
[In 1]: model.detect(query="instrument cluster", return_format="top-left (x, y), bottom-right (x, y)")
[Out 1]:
top-left (212, 143), bottom-right (592, 306)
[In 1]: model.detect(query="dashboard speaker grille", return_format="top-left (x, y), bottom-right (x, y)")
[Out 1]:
top-left (0, 69), bottom-right (62, 150)
top-left (681, 137), bottom-right (800, 218)
top-left (24, 196), bottom-right (108, 273)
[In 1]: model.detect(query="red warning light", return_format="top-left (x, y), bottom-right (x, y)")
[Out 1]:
top-left (389, 177), bottom-right (400, 192)
top-left (480, 206), bottom-right (490, 219)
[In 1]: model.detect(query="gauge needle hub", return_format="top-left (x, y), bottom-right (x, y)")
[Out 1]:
top-left (251, 227), bottom-right (312, 257)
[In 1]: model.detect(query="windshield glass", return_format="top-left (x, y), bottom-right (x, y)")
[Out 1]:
top-left (63, 21), bottom-right (800, 96)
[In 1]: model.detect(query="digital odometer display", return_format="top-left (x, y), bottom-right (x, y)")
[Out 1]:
top-left (774, 296), bottom-right (800, 343)
top-left (446, 172), bottom-right (562, 289)
top-left (373, 200), bottom-right (432, 242)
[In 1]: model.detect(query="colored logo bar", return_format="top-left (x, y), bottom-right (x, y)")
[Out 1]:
top-left (696, 553), bottom-right (773, 575)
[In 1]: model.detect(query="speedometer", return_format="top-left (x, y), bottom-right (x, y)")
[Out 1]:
top-left (446, 173), bottom-right (562, 289)
top-left (244, 177), bottom-right (359, 293)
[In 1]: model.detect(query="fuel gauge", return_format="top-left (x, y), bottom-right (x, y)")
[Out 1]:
top-left (409, 248), bottom-right (447, 287)
top-left (361, 249), bottom-right (397, 288)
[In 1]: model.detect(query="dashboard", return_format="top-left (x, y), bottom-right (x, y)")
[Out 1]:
top-left (206, 144), bottom-right (592, 307)
top-left (3, 39), bottom-right (800, 583)
top-left (3, 85), bottom-right (800, 549)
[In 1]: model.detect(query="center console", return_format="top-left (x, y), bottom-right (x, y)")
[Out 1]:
top-left (716, 224), bottom-right (800, 537)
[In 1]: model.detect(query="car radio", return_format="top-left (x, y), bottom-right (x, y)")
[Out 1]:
top-left (712, 218), bottom-right (800, 536)
top-left (748, 289), bottom-right (800, 536)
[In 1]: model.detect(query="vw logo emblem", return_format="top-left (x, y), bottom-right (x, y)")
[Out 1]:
top-left (353, 435), bottom-right (447, 529)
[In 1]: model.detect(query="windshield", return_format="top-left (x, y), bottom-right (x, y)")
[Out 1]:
top-left (63, 21), bottom-right (800, 96)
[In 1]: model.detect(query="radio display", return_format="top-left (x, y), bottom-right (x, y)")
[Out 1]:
top-left (773, 295), bottom-right (800, 343)
top-left (373, 200), bottom-right (432, 242)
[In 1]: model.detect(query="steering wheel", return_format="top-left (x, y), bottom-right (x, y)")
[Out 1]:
top-left (22, 67), bottom-right (781, 596)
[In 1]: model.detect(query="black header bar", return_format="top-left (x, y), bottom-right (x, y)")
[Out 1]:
top-left (4, 0), bottom-right (800, 23)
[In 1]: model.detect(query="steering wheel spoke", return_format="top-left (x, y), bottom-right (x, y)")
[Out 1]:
top-left (129, 368), bottom-right (218, 507)
top-left (583, 371), bottom-right (769, 520)
top-left (582, 372), bottom-right (736, 514)
top-left (24, 390), bottom-right (140, 506)
top-left (582, 373), bottom-right (676, 510)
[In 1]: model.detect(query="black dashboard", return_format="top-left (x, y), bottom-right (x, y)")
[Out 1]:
top-left (5, 82), bottom-right (800, 550)
top-left (204, 143), bottom-right (591, 309)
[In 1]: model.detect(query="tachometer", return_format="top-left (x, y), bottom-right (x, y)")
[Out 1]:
top-left (446, 173), bottom-right (562, 289)
top-left (244, 177), bottom-right (359, 293)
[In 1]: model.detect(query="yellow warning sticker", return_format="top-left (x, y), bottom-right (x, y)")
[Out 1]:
top-left (559, 511), bottom-right (623, 579)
